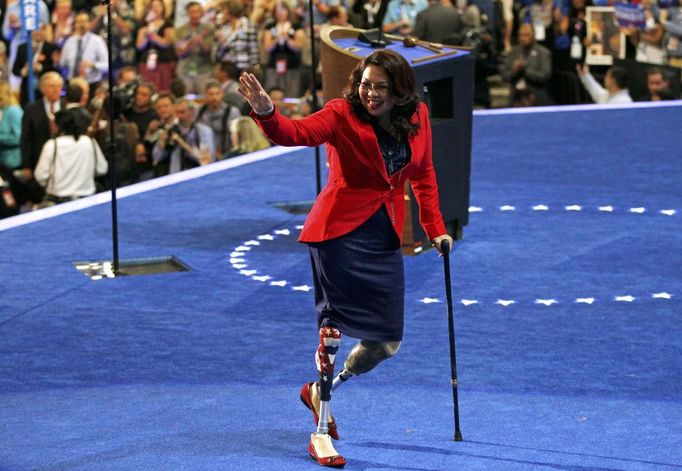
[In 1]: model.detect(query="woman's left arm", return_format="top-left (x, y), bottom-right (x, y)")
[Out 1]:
top-left (409, 104), bottom-right (451, 253)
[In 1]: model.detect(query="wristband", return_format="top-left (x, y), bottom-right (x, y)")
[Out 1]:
top-left (255, 103), bottom-right (275, 117)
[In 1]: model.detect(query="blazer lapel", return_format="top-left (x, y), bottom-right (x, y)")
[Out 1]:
top-left (354, 116), bottom-right (390, 182)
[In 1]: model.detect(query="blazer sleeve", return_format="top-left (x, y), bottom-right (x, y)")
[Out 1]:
top-left (408, 104), bottom-right (447, 240)
top-left (251, 99), bottom-right (342, 148)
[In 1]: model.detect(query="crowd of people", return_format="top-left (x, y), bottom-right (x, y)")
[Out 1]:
top-left (0, 0), bottom-right (680, 217)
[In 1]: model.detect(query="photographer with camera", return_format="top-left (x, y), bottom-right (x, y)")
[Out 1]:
top-left (151, 97), bottom-right (215, 176)
top-left (122, 81), bottom-right (158, 177)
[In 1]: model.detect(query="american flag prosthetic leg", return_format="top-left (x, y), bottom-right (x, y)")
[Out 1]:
top-left (316, 326), bottom-right (340, 433)
top-left (309, 326), bottom-right (347, 467)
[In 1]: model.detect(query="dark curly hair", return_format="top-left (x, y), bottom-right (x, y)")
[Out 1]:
top-left (343, 49), bottom-right (420, 137)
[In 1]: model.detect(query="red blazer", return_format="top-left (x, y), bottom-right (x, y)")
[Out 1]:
top-left (254, 98), bottom-right (447, 243)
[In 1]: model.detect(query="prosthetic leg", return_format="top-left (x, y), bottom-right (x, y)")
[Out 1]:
top-left (332, 340), bottom-right (401, 390)
top-left (307, 326), bottom-right (346, 468)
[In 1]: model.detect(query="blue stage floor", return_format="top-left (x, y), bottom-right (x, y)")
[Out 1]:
top-left (1, 103), bottom-right (681, 470)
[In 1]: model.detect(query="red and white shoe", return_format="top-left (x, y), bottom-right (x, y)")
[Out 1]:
top-left (300, 382), bottom-right (339, 440)
top-left (309, 432), bottom-right (347, 468)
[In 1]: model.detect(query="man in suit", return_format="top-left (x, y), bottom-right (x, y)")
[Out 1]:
top-left (414, 0), bottom-right (462, 44)
top-left (20, 72), bottom-right (64, 191)
top-left (12, 22), bottom-right (61, 106)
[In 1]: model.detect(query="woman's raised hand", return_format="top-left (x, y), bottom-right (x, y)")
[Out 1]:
top-left (238, 72), bottom-right (274, 115)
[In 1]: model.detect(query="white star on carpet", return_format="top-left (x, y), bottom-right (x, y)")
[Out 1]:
top-left (461, 299), bottom-right (479, 306)
top-left (252, 275), bottom-right (271, 282)
top-left (575, 298), bottom-right (595, 304)
top-left (652, 292), bottom-right (672, 299)
top-left (270, 280), bottom-right (287, 287)
top-left (235, 246), bottom-right (251, 252)
top-left (274, 229), bottom-right (291, 235)
top-left (293, 285), bottom-right (312, 292)
top-left (469, 206), bottom-right (483, 212)
top-left (598, 206), bottom-right (614, 212)
top-left (532, 205), bottom-right (549, 211)
top-left (296, 225), bottom-right (305, 229)
top-left (232, 264), bottom-right (247, 269)
top-left (535, 299), bottom-right (558, 306)
top-left (244, 240), bottom-right (260, 246)
top-left (258, 234), bottom-right (274, 240)
top-left (660, 209), bottom-right (676, 216)
top-left (230, 251), bottom-right (243, 258)
top-left (565, 205), bottom-right (582, 211)
top-left (496, 299), bottom-right (515, 306)
top-left (629, 207), bottom-right (646, 214)
top-left (614, 295), bottom-right (635, 302)
top-left (229, 258), bottom-right (244, 264)
top-left (239, 269), bottom-right (257, 276)
top-left (500, 205), bottom-right (515, 211)
top-left (420, 297), bottom-right (442, 304)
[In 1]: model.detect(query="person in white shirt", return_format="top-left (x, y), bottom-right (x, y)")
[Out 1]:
top-left (59, 11), bottom-right (109, 87)
top-left (34, 108), bottom-right (108, 203)
top-left (576, 64), bottom-right (633, 105)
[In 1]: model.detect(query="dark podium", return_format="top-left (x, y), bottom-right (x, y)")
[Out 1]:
top-left (320, 27), bottom-right (474, 255)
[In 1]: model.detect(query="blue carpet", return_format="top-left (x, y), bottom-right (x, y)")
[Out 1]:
top-left (1, 105), bottom-right (681, 470)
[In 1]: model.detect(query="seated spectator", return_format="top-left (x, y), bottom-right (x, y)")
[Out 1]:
top-left (226, 116), bottom-right (271, 158)
top-left (34, 107), bottom-right (108, 205)
top-left (0, 82), bottom-right (23, 171)
top-left (175, 1), bottom-right (215, 95)
top-left (637, 66), bottom-right (675, 101)
top-left (382, 0), bottom-right (428, 36)
top-left (135, 0), bottom-right (176, 93)
top-left (196, 80), bottom-right (241, 160)
top-left (576, 64), bottom-right (633, 104)
top-left (151, 97), bottom-right (214, 175)
top-left (500, 23), bottom-right (553, 106)
top-left (12, 21), bottom-right (60, 106)
top-left (60, 11), bottom-right (109, 90)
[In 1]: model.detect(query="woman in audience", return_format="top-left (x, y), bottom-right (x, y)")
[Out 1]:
top-left (226, 116), bottom-right (271, 158)
top-left (262, 2), bottom-right (305, 98)
top-left (34, 107), bottom-right (108, 205)
top-left (0, 82), bottom-right (23, 172)
top-left (135, 0), bottom-right (176, 93)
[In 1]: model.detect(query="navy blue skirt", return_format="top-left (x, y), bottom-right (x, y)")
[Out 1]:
top-left (307, 207), bottom-right (404, 342)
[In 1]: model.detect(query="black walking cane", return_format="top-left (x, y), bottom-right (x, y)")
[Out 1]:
top-left (441, 239), bottom-right (463, 441)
